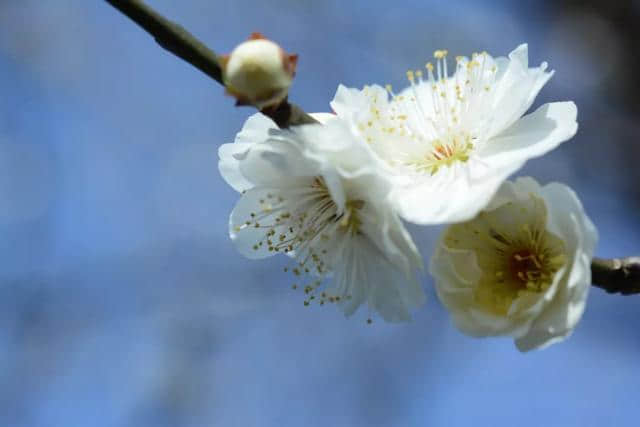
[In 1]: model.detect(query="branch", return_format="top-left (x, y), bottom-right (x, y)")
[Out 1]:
top-left (104, 1), bottom-right (639, 297)
top-left (103, 0), bottom-right (316, 128)
top-left (591, 256), bottom-right (640, 295)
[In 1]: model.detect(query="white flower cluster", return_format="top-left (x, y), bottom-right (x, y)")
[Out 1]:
top-left (219, 44), bottom-right (598, 351)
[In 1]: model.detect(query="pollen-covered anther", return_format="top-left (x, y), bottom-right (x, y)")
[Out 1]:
top-left (406, 70), bottom-right (415, 83)
top-left (434, 49), bottom-right (448, 59)
top-left (405, 132), bottom-right (474, 175)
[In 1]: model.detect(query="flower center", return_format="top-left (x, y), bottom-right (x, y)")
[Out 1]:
top-left (444, 195), bottom-right (567, 316)
top-left (356, 49), bottom-right (498, 176)
top-left (508, 249), bottom-right (545, 288)
top-left (404, 131), bottom-right (474, 175)
top-left (484, 222), bottom-right (565, 315)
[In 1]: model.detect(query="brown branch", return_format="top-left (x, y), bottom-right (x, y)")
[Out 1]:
top-left (103, 0), bottom-right (316, 128)
top-left (591, 256), bottom-right (640, 295)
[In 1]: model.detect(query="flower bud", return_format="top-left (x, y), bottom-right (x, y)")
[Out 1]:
top-left (221, 33), bottom-right (297, 110)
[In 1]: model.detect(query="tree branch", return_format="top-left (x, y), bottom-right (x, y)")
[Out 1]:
top-left (103, 0), bottom-right (316, 128)
top-left (591, 256), bottom-right (640, 295)
top-left (104, 1), bottom-right (639, 296)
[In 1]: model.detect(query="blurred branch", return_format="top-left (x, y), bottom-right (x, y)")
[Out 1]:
top-left (103, 0), bottom-right (316, 128)
top-left (591, 257), bottom-right (640, 295)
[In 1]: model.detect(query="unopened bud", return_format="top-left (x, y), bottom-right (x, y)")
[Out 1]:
top-left (221, 33), bottom-right (297, 110)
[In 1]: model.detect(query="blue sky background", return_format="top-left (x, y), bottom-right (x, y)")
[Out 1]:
top-left (1, 1), bottom-right (639, 426)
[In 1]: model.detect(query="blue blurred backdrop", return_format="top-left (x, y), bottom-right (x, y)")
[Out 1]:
top-left (1, 1), bottom-right (639, 426)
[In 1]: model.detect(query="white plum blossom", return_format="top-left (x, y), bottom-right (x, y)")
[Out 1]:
top-left (218, 114), bottom-right (425, 322)
top-left (331, 44), bottom-right (578, 225)
top-left (429, 177), bottom-right (598, 351)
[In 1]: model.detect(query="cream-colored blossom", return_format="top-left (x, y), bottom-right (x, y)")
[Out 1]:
top-left (430, 177), bottom-right (598, 351)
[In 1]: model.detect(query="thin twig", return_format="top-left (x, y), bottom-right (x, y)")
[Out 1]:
top-left (103, 0), bottom-right (316, 128)
top-left (105, 0), bottom-right (223, 83)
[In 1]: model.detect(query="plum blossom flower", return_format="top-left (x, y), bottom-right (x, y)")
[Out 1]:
top-left (331, 44), bottom-right (578, 225)
top-left (218, 114), bottom-right (425, 322)
top-left (429, 177), bottom-right (598, 351)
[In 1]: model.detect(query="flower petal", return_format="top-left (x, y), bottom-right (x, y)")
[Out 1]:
top-left (229, 187), bottom-right (285, 259)
top-left (362, 238), bottom-right (423, 321)
top-left (218, 113), bottom-right (277, 192)
top-left (392, 164), bottom-right (509, 225)
top-left (234, 113), bottom-right (278, 144)
top-left (330, 84), bottom-right (388, 120)
top-left (514, 252), bottom-right (591, 352)
top-left (218, 142), bottom-right (255, 192)
top-left (487, 44), bottom-right (554, 137)
top-left (238, 138), bottom-right (320, 187)
top-left (481, 101), bottom-right (578, 164)
top-left (515, 183), bottom-right (598, 351)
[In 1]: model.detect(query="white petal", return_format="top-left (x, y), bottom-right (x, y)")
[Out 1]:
top-left (238, 139), bottom-right (319, 187)
top-left (234, 113), bottom-right (278, 144)
top-left (482, 176), bottom-right (541, 211)
top-left (361, 200), bottom-right (422, 277)
top-left (330, 239), bottom-right (368, 316)
top-left (330, 84), bottom-right (362, 118)
top-left (393, 164), bottom-right (509, 225)
top-left (325, 236), bottom-right (424, 322)
top-left (320, 167), bottom-right (347, 213)
top-left (361, 239), bottom-right (424, 322)
top-left (218, 113), bottom-right (277, 192)
top-left (515, 183), bottom-right (598, 352)
top-left (229, 187), bottom-right (290, 259)
top-left (514, 254), bottom-right (590, 352)
top-left (218, 142), bottom-right (255, 192)
top-left (330, 84), bottom-right (388, 120)
top-left (487, 44), bottom-right (554, 137)
top-left (480, 102), bottom-right (578, 165)
top-left (542, 182), bottom-right (598, 259)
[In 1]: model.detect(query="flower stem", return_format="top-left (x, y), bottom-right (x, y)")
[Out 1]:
top-left (103, 0), bottom-right (316, 128)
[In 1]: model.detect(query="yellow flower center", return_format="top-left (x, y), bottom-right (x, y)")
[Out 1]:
top-left (444, 195), bottom-right (567, 316)
top-left (405, 131), bottom-right (474, 175)
top-left (355, 49), bottom-right (498, 176)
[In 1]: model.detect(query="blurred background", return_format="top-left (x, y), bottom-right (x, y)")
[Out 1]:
top-left (1, 1), bottom-right (639, 426)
